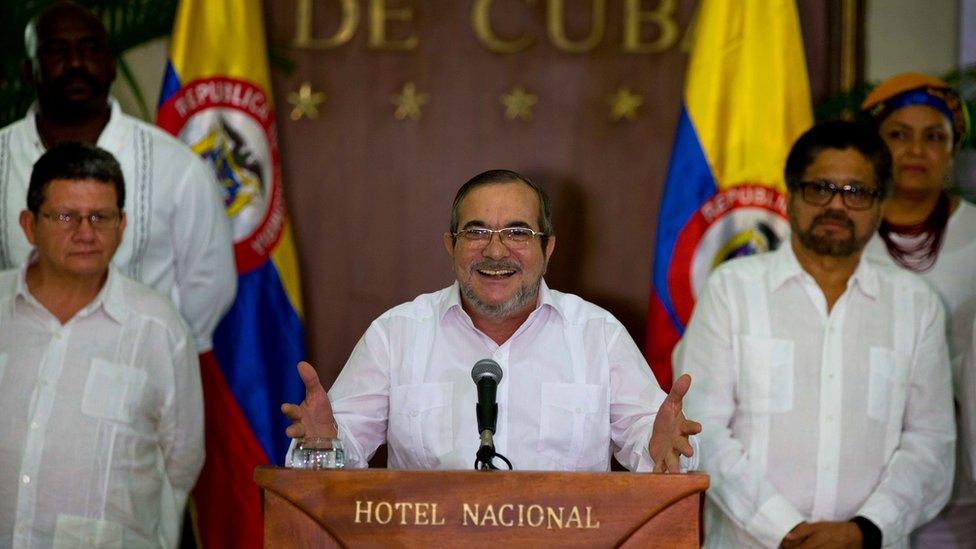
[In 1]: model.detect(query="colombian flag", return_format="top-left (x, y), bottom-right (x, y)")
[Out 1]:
top-left (646, 0), bottom-right (813, 391)
top-left (156, 0), bottom-right (305, 546)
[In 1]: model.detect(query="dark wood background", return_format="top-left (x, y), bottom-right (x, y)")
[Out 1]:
top-left (262, 0), bottom-right (857, 387)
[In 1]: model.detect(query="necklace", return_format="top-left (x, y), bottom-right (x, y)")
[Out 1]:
top-left (879, 191), bottom-right (951, 272)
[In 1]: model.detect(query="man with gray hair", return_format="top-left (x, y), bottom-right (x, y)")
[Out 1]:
top-left (282, 169), bottom-right (701, 473)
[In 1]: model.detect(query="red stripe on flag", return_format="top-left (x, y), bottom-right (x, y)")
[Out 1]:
top-left (645, 293), bottom-right (680, 392)
top-left (192, 352), bottom-right (268, 548)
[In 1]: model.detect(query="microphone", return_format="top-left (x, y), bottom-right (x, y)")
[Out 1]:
top-left (471, 359), bottom-right (503, 468)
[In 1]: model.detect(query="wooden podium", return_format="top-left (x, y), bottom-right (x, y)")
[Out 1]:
top-left (255, 467), bottom-right (708, 548)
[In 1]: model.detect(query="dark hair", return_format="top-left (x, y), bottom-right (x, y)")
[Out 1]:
top-left (784, 120), bottom-right (892, 198)
top-left (449, 169), bottom-right (552, 249)
top-left (28, 141), bottom-right (125, 214)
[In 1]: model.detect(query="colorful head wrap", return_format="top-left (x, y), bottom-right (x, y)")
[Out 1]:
top-left (861, 72), bottom-right (970, 148)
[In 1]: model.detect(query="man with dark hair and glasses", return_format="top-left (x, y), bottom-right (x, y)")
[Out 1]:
top-left (282, 169), bottom-right (701, 473)
top-left (675, 120), bottom-right (955, 548)
top-left (0, 142), bottom-right (203, 547)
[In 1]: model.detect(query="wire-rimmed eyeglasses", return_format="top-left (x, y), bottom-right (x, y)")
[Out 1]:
top-left (39, 210), bottom-right (122, 230)
top-left (452, 226), bottom-right (546, 248)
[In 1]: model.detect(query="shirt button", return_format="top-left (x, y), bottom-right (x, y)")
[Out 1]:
top-left (21, 475), bottom-right (30, 484)
top-left (30, 422), bottom-right (39, 430)
top-left (826, 415), bottom-right (834, 423)
top-left (575, 407), bottom-right (583, 414)
top-left (410, 410), bottom-right (419, 417)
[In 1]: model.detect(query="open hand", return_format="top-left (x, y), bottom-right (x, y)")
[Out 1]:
top-left (280, 361), bottom-right (338, 439)
top-left (648, 373), bottom-right (701, 473)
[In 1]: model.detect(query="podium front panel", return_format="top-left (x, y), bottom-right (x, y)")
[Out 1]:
top-left (255, 467), bottom-right (708, 548)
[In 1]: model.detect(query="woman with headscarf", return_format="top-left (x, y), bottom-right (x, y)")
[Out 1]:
top-left (862, 72), bottom-right (976, 548)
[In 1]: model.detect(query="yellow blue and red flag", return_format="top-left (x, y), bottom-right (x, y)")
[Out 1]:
top-left (156, 0), bottom-right (305, 545)
top-left (646, 0), bottom-right (813, 390)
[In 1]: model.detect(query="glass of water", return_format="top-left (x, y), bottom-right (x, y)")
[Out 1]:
top-left (290, 437), bottom-right (345, 469)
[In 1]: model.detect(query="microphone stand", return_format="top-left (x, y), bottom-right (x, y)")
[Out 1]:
top-left (474, 431), bottom-right (513, 470)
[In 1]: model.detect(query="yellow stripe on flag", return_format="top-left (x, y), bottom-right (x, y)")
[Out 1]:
top-left (168, 0), bottom-right (273, 100)
top-left (271, 222), bottom-right (304, 318)
top-left (685, 0), bottom-right (813, 192)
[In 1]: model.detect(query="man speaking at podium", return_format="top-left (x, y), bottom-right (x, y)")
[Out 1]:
top-left (282, 170), bottom-right (700, 472)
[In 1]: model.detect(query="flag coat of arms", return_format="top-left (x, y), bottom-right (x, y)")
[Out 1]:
top-left (646, 0), bottom-right (813, 391)
top-left (156, 0), bottom-right (306, 545)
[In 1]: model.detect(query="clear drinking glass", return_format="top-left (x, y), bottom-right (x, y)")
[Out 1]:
top-left (290, 437), bottom-right (345, 469)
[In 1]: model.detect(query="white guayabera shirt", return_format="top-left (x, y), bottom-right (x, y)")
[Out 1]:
top-left (676, 243), bottom-right (955, 549)
top-left (0, 265), bottom-right (203, 549)
top-left (304, 280), bottom-right (698, 473)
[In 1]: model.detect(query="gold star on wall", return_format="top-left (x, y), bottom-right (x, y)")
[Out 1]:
top-left (287, 82), bottom-right (326, 121)
top-left (500, 86), bottom-right (538, 120)
top-left (608, 87), bottom-right (643, 121)
top-left (392, 82), bottom-right (429, 121)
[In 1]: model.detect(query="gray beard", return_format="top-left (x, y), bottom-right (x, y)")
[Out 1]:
top-left (460, 274), bottom-right (543, 320)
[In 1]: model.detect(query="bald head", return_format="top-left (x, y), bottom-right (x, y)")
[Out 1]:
top-left (23, 1), bottom-right (115, 121)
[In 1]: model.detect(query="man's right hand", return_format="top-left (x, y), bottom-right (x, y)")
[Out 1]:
top-left (281, 361), bottom-right (338, 439)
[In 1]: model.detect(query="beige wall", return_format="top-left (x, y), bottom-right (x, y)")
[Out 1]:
top-left (865, 0), bottom-right (959, 81)
top-left (110, 38), bottom-right (168, 122)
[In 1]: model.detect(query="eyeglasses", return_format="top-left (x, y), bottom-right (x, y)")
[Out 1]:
top-left (40, 210), bottom-right (121, 230)
top-left (453, 227), bottom-right (546, 248)
top-left (790, 180), bottom-right (882, 210)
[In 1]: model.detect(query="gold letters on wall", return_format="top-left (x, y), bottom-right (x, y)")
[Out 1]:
top-left (294, 0), bottom-right (688, 54)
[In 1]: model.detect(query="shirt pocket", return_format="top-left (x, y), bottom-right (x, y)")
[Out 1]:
top-left (538, 383), bottom-right (605, 469)
top-left (53, 514), bottom-right (124, 549)
top-left (734, 335), bottom-right (795, 414)
top-left (81, 358), bottom-right (148, 424)
top-left (867, 346), bottom-right (910, 422)
top-left (389, 382), bottom-right (454, 467)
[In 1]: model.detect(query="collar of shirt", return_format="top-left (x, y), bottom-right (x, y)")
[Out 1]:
top-left (27, 98), bottom-right (125, 152)
top-left (15, 255), bottom-right (127, 324)
top-left (768, 241), bottom-right (880, 300)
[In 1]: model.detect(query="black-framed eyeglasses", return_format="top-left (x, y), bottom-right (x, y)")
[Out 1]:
top-left (40, 210), bottom-right (121, 230)
top-left (790, 180), bottom-right (881, 210)
top-left (452, 227), bottom-right (546, 248)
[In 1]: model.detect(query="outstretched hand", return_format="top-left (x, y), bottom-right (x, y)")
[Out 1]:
top-left (281, 361), bottom-right (338, 439)
top-left (648, 373), bottom-right (701, 473)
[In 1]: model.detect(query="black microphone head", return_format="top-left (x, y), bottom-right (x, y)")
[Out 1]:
top-left (471, 359), bottom-right (503, 384)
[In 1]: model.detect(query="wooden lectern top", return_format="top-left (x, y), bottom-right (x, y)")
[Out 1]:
top-left (255, 467), bottom-right (708, 548)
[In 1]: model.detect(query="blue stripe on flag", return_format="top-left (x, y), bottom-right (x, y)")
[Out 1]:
top-left (651, 106), bottom-right (717, 331)
top-left (213, 260), bottom-right (306, 465)
top-left (157, 62), bottom-right (182, 107)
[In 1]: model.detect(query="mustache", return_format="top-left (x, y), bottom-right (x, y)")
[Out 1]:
top-left (54, 68), bottom-right (100, 90)
top-left (811, 210), bottom-right (854, 230)
top-left (470, 259), bottom-right (521, 273)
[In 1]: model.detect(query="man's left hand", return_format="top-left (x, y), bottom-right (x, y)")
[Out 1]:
top-left (781, 521), bottom-right (862, 548)
top-left (648, 373), bottom-right (701, 473)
